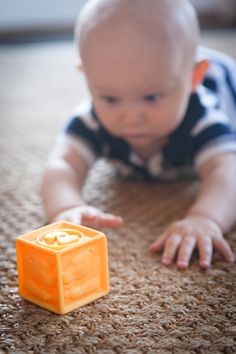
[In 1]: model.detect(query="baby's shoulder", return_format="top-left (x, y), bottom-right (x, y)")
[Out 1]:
top-left (69, 100), bottom-right (101, 130)
top-left (197, 46), bottom-right (236, 68)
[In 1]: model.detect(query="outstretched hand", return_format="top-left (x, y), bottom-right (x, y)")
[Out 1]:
top-left (54, 210), bottom-right (235, 269)
top-left (54, 205), bottom-right (123, 230)
top-left (150, 215), bottom-right (235, 269)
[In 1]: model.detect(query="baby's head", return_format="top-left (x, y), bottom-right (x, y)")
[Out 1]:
top-left (75, 0), bottom-right (208, 147)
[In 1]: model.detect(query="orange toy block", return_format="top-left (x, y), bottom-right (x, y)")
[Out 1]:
top-left (16, 221), bottom-right (109, 314)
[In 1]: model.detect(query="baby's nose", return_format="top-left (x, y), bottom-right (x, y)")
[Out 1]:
top-left (121, 101), bottom-right (145, 123)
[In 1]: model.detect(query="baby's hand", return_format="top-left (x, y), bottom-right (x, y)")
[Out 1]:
top-left (53, 205), bottom-right (123, 230)
top-left (150, 215), bottom-right (235, 269)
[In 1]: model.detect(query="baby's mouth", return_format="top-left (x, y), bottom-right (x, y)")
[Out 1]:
top-left (124, 132), bottom-right (150, 140)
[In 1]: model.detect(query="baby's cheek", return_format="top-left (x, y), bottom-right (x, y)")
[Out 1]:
top-left (98, 111), bottom-right (121, 135)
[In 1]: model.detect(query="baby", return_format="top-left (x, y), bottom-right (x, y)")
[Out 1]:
top-left (42, 0), bottom-right (236, 269)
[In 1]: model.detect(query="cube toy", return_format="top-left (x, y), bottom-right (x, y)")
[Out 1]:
top-left (16, 221), bottom-right (109, 315)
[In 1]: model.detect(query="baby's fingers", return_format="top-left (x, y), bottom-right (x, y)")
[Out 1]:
top-left (197, 236), bottom-right (212, 269)
top-left (149, 232), bottom-right (167, 253)
top-left (177, 236), bottom-right (196, 269)
top-left (213, 238), bottom-right (235, 263)
top-left (97, 213), bottom-right (123, 229)
top-left (82, 213), bottom-right (123, 229)
top-left (162, 234), bottom-right (182, 265)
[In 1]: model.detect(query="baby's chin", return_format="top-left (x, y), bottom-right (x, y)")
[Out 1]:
top-left (125, 132), bottom-right (166, 143)
top-left (124, 133), bottom-right (153, 145)
top-left (123, 133), bottom-right (169, 156)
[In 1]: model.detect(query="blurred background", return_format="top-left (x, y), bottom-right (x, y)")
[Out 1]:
top-left (0, 0), bottom-right (236, 43)
top-left (0, 0), bottom-right (86, 43)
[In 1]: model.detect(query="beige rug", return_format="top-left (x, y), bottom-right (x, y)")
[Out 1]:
top-left (0, 31), bottom-right (236, 353)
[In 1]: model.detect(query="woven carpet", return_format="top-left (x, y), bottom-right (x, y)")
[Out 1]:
top-left (0, 31), bottom-right (236, 354)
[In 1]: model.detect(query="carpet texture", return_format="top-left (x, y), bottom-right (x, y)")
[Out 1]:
top-left (0, 32), bottom-right (236, 353)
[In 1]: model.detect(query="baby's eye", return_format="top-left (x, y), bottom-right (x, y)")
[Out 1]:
top-left (102, 95), bottom-right (120, 104)
top-left (143, 94), bottom-right (161, 103)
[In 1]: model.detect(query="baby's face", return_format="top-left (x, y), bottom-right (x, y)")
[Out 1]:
top-left (80, 18), bottom-right (194, 148)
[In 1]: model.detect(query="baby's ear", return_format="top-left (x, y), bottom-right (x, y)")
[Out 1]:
top-left (75, 59), bottom-right (84, 72)
top-left (191, 60), bottom-right (209, 92)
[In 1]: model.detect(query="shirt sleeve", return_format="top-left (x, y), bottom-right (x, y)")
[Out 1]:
top-left (63, 102), bottom-right (103, 165)
top-left (191, 87), bottom-right (236, 168)
top-left (192, 49), bottom-right (236, 168)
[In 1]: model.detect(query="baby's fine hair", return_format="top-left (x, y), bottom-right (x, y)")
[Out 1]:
top-left (75, 0), bottom-right (200, 64)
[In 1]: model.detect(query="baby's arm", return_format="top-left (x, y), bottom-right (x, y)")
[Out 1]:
top-left (41, 137), bottom-right (123, 229)
top-left (150, 153), bottom-right (236, 269)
